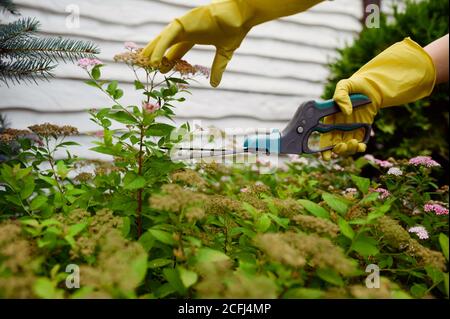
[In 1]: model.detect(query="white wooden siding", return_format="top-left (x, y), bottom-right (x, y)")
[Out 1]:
top-left (0, 0), bottom-right (401, 158)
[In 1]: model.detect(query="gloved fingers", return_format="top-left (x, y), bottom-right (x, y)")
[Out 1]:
top-left (321, 150), bottom-right (333, 161)
top-left (159, 42), bottom-right (195, 73)
top-left (151, 21), bottom-right (184, 65)
top-left (319, 115), bottom-right (335, 161)
top-left (333, 79), bottom-right (354, 116)
top-left (142, 35), bottom-right (159, 58)
top-left (330, 112), bottom-right (346, 150)
top-left (210, 47), bottom-right (234, 87)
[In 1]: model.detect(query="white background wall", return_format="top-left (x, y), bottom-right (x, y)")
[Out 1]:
top-left (0, 0), bottom-right (402, 158)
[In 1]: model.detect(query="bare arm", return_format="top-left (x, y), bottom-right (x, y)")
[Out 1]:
top-left (424, 34), bottom-right (449, 84)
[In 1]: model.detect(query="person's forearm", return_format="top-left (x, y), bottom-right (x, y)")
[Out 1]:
top-left (424, 34), bottom-right (449, 84)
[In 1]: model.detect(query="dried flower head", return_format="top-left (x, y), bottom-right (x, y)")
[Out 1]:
top-left (255, 232), bottom-right (355, 275)
top-left (293, 215), bottom-right (340, 238)
top-left (28, 123), bottom-right (78, 137)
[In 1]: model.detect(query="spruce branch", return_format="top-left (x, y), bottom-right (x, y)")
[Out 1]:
top-left (0, 35), bottom-right (100, 62)
top-left (0, 17), bottom-right (39, 43)
top-left (0, 57), bottom-right (55, 85)
top-left (0, 0), bottom-right (19, 15)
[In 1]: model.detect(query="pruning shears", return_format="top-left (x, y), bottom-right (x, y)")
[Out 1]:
top-left (171, 94), bottom-right (372, 159)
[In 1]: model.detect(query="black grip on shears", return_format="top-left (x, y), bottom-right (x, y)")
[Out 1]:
top-left (279, 94), bottom-right (372, 155)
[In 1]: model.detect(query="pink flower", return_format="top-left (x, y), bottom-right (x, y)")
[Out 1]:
top-left (142, 101), bottom-right (160, 113)
top-left (371, 187), bottom-right (390, 200)
top-left (409, 156), bottom-right (440, 168)
top-left (194, 65), bottom-right (211, 78)
top-left (408, 226), bottom-right (429, 240)
top-left (364, 155), bottom-right (393, 168)
top-left (374, 159), bottom-right (393, 168)
top-left (124, 41), bottom-right (138, 51)
top-left (240, 187), bottom-right (249, 193)
top-left (77, 58), bottom-right (102, 69)
top-left (424, 202), bottom-right (449, 216)
top-left (94, 131), bottom-right (104, 138)
top-left (387, 167), bottom-right (403, 176)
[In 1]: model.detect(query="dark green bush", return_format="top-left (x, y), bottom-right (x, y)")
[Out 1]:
top-left (323, 0), bottom-right (449, 167)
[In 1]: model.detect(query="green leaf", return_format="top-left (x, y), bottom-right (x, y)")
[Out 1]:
top-left (255, 214), bottom-right (271, 232)
top-left (148, 258), bottom-right (173, 269)
top-left (130, 253), bottom-right (148, 285)
top-left (56, 161), bottom-right (69, 179)
top-left (30, 195), bottom-right (47, 210)
top-left (298, 199), bottom-right (330, 219)
top-left (338, 218), bottom-right (355, 239)
top-left (410, 283), bottom-right (428, 298)
top-left (284, 288), bottom-right (324, 299)
top-left (106, 80), bottom-right (118, 95)
top-left (196, 248), bottom-right (229, 264)
top-left (114, 89), bottom-right (124, 100)
top-left (147, 123), bottom-right (175, 137)
top-left (351, 175), bottom-right (370, 194)
top-left (178, 267), bottom-right (198, 289)
top-left (425, 266), bottom-right (444, 285)
top-left (163, 268), bottom-right (185, 294)
top-left (39, 175), bottom-right (58, 187)
top-left (122, 217), bottom-right (131, 237)
top-left (352, 235), bottom-right (379, 257)
top-left (91, 65), bottom-right (102, 80)
top-left (67, 223), bottom-right (87, 237)
top-left (20, 179), bottom-right (35, 199)
top-left (33, 278), bottom-right (57, 299)
top-left (90, 146), bottom-right (117, 156)
top-left (124, 176), bottom-right (146, 190)
top-left (316, 268), bottom-right (344, 287)
top-left (439, 233), bottom-right (449, 261)
top-left (139, 231), bottom-right (155, 251)
top-left (148, 229), bottom-right (176, 246)
top-left (322, 193), bottom-right (348, 215)
top-left (107, 111), bottom-right (138, 125)
top-left (134, 80), bottom-right (145, 90)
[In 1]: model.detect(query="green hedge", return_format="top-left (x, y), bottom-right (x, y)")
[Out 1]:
top-left (323, 0), bottom-right (449, 165)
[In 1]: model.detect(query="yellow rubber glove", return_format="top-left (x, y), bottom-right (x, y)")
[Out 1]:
top-left (320, 37), bottom-right (436, 161)
top-left (141, 0), bottom-right (323, 87)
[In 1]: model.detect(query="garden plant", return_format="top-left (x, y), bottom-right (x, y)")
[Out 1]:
top-left (0, 0), bottom-right (448, 300)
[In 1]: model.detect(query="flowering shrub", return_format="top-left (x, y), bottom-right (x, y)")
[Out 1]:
top-left (0, 44), bottom-right (448, 299)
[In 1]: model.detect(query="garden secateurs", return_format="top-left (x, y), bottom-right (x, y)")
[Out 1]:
top-left (171, 94), bottom-right (372, 160)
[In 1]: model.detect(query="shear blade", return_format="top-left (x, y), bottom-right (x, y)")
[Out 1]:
top-left (171, 147), bottom-right (247, 160)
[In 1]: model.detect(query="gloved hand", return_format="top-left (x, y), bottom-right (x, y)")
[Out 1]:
top-left (141, 0), bottom-right (323, 87)
top-left (320, 37), bottom-right (436, 161)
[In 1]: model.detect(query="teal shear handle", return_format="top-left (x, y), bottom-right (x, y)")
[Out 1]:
top-left (279, 94), bottom-right (372, 155)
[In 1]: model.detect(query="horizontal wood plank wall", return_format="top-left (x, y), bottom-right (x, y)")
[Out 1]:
top-left (0, 0), bottom-right (400, 158)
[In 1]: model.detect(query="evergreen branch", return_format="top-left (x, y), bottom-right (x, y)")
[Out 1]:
top-left (0, 0), bottom-right (19, 15)
top-left (0, 34), bottom-right (100, 63)
top-left (0, 18), bottom-right (39, 43)
top-left (0, 57), bottom-right (55, 86)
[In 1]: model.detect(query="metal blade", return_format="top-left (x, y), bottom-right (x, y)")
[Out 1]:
top-left (170, 147), bottom-right (248, 160)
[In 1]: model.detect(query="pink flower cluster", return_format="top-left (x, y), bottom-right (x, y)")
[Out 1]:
top-left (142, 101), bottom-right (160, 113)
top-left (408, 226), bottom-right (429, 240)
top-left (424, 202), bottom-right (449, 216)
top-left (364, 155), bottom-right (393, 168)
top-left (408, 156), bottom-right (440, 168)
top-left (371, 187), bottom-right (390, 200)
top-left (77, 58), bottom-right (102, 69)
top-left (124, 41), bottom-right (139, 51)
top-left (194, 65), bottom-right (211, 78)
